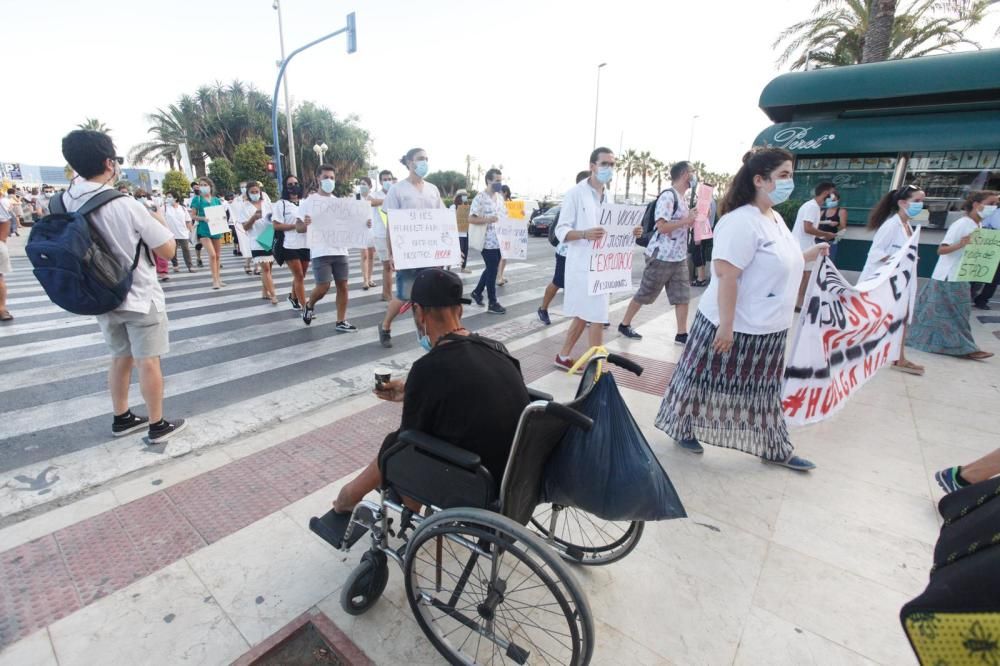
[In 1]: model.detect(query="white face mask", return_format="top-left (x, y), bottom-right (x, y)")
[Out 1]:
top-left (980, 204), bottom-right (997, 217)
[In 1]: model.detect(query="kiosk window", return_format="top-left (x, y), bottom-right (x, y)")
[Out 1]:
top-left (906, 150), bottom-right (1000, 227)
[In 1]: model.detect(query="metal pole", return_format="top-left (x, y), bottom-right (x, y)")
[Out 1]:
top-left (275, 0), bottom-right (298, 177)
top-left (592, 63), bottom-right (606, 149)
top-left (271, 13), bottom-right (356, 188)
top-left (687, 115), bottom-right (700, 160)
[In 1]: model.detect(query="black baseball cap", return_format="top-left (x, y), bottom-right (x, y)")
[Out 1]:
top-left (410, 269), bottom-right (471, 306)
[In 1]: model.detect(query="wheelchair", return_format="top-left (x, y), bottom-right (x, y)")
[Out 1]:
top-left (309, 352), bottom-right (645, 665)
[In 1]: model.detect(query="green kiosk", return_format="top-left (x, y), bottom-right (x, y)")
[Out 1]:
top-left (754, 48), bottom-right (1000, 275)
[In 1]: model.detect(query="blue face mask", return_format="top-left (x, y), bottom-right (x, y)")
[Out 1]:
top-left (414, 161), bottom-right (429, 178)
top-left (381, 180), bottom-right (392, 192)
top-left (905, 201), bottom-right (924, 218)
top-left (768, 178), bottom-right (794, 205)
top-left (320, 178), bottom-right (336, 194)
top-left (249, 192), bottom-right (260, 202)
top-left (415, 321), bottom-right (433, 352)
top-left (199, 186), bottom-right (211, 196)
top-left (825, 197), bottom-right (838, 208)
top-left (491, 182), bottom-right (503, 193)
top-left (596, 166), bottom-right (613, 184)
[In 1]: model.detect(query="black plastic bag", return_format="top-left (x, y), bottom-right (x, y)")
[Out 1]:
top-left (542, 372), bottom-right (686, 522)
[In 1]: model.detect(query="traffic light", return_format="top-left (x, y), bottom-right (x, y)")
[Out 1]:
top-left (265, 145), bottom-right (275, 157)
top-left (266, 161), bottom-right (276, 174)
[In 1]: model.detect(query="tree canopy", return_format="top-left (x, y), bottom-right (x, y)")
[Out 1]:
top-left (425, 170), bottom-right (468, 197)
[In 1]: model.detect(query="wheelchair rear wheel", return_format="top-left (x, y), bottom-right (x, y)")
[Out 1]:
top-left (404, 508), bottom-right (594, 665)
top-left (530, 504), bottom-right (644, 566)
top-left (341, 550), bottom-right (390, 616)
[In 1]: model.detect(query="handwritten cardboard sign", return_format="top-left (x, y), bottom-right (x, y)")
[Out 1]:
top-left (955, 228), bottom-right (1000, 282)
top-left (497, 215), bottom-right (528, 261)
top-left (305, 197), bottom-right (372, 250)
top-left (387, 208), bottom-right (462, 270)
top-left (204, 205), bottom-right (229, 236)
top-left (587, 204), bottom-right (644, 295)
top-left (455, 204), bottom-right (470, 233)
top-left (505, 200), bottom-right (526, 220)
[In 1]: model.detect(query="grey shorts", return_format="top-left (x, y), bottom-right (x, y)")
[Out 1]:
top-left (634, 256), bottom-right (690, 306)
top-left (311, 255), bottom-right (349, 284)
top-left (96, 305), bottom-right (170, 358)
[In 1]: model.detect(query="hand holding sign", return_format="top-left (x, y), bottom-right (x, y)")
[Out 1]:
top-left (955, 229), bottom-right (1000, 282)
top-left (204, 205), bottom-right (228, 236)
top-left (305, 197), bottom-right (372, 250)
top-left (587, 204), bottom-right (644, 295)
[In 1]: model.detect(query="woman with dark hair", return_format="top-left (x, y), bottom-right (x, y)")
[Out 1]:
top-left (817, 188), bottom-right (847, 264)
top-left (654, 147), bottom-right (828, 472)
top-left (906, 190), bottom-right (997, 360)
top-left (861, 184), bottom-right (926, 375)
top-left (189, 176), bottom-right (225, 289)
top-left (273, 174), bottom-right (309, 311)
top-left (235, 181), bottom-right (278, 304)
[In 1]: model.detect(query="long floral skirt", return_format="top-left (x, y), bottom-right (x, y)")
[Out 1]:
top-left (655, 312), bottom-right (793, 461)
top-left (906, 279), bottom-right (978, 356)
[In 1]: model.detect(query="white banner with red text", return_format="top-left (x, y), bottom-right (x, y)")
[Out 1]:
top-left (586, 203), bottom-right (644, 296)
top-left (781, 228), bottom-right (920, 426)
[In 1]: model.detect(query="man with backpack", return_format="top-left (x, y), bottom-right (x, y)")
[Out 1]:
top-left (56, 130), bottom-right (186, 443)
top-left (618, 161), bottom-right (697, 344)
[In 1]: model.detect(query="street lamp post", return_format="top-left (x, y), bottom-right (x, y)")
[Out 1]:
top-left (592, 62), bottom-right (606, 149)
top-left (687, 114), bottom-right (700, 160)
top-left (273, 0), bottom-right (298, 177)
top-left (313, 142), bottom-right (328, 165)
top-left (271, 12), bottom-right (357, 188)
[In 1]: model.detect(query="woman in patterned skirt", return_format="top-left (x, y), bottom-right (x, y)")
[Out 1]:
top-left (906, 191), bottom-right (997, 361)
top-left (655, 148), bottom-right (828, 471)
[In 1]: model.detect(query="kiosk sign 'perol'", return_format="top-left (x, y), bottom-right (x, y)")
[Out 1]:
top-left (771, 127), bottom-right (837, 152)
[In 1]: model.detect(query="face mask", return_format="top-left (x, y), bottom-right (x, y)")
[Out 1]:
top-left (596, 166), bottom-right (613, 184)
top-left (825, 197), bottom-right (838, 208)
top-left (359, 184), bottom-right (370, 195)
top-left (165, 197), bottom-right (175, 204)
top-left (44, 192), bottom-right (53, 198)
top-left (320, 178), bottom-right (336, 194)
top-left (767, 178), bottom-right (794, 205)
top-left (981, 204), bottom-right (998, 217)
top-left (491, 182), bottom-right (503, 193)
top-left (381, 180), bottom-right (392, 192)
top-left (240, 186), bottom-right (247, 195)
top-left (415, 317), bottom-right (433, 352)
top-left (905, 201), bottom-right (924, 217)
top-left (199, 186), bottom-right (211, 196)
top-left (249, 192), bottom-right (261, 202)
top-left (414, 160), bottom-right (429, 178)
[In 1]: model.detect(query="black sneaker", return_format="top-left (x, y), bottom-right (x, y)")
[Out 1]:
top-left (471, 291), bottom-right (484, 306)
top-left (378, 323), bottom-right (392, 348)
top-left (148, 418), bottom-right (187, 445)
top-left (973, 302), bottom-right (990, 310)
top-left (537, 308), bottom-right (551, 325)
top-left (288, 294), bottom-right (301, 311)
top-left (112, 411), bottom-right (149, 437)
top-left (335, 320), bottom-right (358, 333)
top-left (675, 333), bottom-right (689, 346)
top-left (487, 303), bottom-right (506, 315)
top-left (618, 324), bottom-right (642, 340)
top-left (302, 306), bottom-right (315, 325)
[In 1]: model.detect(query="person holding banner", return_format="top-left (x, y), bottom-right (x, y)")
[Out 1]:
top-left (972, 203), bottom-right (1000, 310)
top-left (468, 168), bottom-right (508, 315)
top-left (235, 181), bottom-right (278, 305)
top-left (189, 176), bottom-right (225, 290)
top-left (537, 171), bottom-right (591, 326)
top-left (378, 148), bottom-right (445, 348)
top-left (654, 147), bottom-right (827, 471)
top-left (793, 182), bottom-right (838, 310)
top-left (298, 164), bottom-right (357, 331)
top-left (862, 185), bottom-right (927, 375)
top-left (817, 188), bottom-right (847, 265)
top-left (273, 174), bottom-right (309, 311)
top-left (618, 160), bottom-right (697, 344)
top-left (906, 191), bottom-right (998, 360)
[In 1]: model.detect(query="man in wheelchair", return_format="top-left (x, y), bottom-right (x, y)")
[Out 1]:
top-left (330, 268), bottom-right (531, 524)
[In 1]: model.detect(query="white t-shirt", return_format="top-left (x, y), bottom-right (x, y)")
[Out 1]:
top-left (698, 204), bottom-right (805, 335)
top-left (932, 216), bottom-right (980, 282)
top-left (381, 178), bottom-right (443, 210)
top-left (60, 182), bottom-right (173, 315)
top-left (0, 197), bottom-right (13, 222)
top-left (163, 203), bottom-right (192, 240)
top-left (298, 193), bottom-right (347, 258)
top-left (234, 199), bottom-right (272, 247)
top-left (273, 199), bottom-right (305, 250)
top-left (645, 189), bottom-right (689, 262)
top-left (860, 214), bottom-right (915, 282)
top-left (792, 199), bottom-right (822, 252)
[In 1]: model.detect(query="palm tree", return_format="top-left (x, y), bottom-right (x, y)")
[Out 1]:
top-left (650, 159), bottom-right (668, 194)
top-left (618, 149), bottom-right (639, 199)
top-left (774, 0), bottom-right (985, 69)
top-left (863, 0), bottom-right (897, 62)
top-left (78, 118), bottom-right (111, 134)
top-left (635, 151), bottom-right (654, 200)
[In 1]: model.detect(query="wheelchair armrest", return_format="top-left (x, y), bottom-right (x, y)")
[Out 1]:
top-left (526, 387), bottom-right (554, 403)
top-left (397, 430), bottom-right (482, 471)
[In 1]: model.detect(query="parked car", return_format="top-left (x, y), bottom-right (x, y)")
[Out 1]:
top-left (529, 206), bottom-right (559, 237)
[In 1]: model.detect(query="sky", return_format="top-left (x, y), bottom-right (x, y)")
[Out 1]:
top-left (3, 0), bottom-right (998, 199)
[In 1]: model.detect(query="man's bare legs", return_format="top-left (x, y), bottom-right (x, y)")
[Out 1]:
top-left (109, 356), bottom-right (164, 423)
top-left (333, 457), bottom-right (420, 513)
top-left (559, 318), bottom-right (588, 359)
top-left (540, 282), bottom-right (560, 312)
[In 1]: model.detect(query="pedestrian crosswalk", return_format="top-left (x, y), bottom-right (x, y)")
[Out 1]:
top-left (0, 239), bottom-right (643, 518)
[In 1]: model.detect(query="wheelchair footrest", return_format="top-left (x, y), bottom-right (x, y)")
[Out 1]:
top-left (309, 508), bottom-right (370, 551)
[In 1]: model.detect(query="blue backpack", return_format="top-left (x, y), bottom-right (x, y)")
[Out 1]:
top-left (26, 190), bottom-right (151, 315)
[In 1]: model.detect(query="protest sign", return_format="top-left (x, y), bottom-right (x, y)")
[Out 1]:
top-left (497, 215), bottom-right (528, 261)
top-left (782, 229), bottom-right (921, 426)
top-left (954, 228), bottom-right (1000, 282)
top-left (505, 200), bottom-right (526, 220)
top-left (387, 208), bottom-right (462, 270)
top-left (455, 204), bottom-right (470, 233)
top-left (305, 197), bottom-right (372, 250)
top-left (587, 203), bottom-right (644, 295)
top-left (204, 205), bottom-right (229, 236)
top-left (694, 183), bottom-right (715, 242)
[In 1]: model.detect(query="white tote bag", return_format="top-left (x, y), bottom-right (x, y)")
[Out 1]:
top-left (468, 221), bottom-right (486, 252)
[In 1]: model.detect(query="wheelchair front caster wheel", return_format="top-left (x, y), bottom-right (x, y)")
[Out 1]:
top-left (341, 551), bottom-right (389, 616)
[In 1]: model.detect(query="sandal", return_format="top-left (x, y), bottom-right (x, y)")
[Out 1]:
top-left (891, 359), bottom-right (925, 376)
top-left (269, 295), bottom-right (279, 305)
top-left (244, 268), bottom-right (252, 275)
top-left (963, 350), bottom-right (995, 360)
top-left (0, 310), bottom-right (13, 321)
top-left (496, 278), bottom-right (508, 286)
